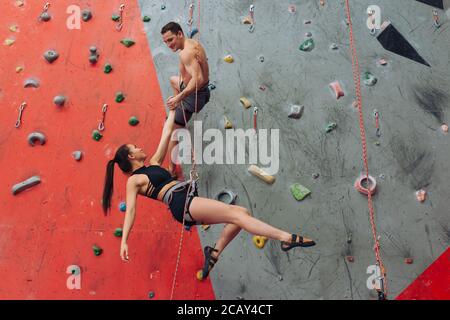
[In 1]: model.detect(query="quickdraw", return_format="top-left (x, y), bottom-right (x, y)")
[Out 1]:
top-left (116, 4), bottom-right (125, 31)
top-left (249, 4), bottom-right (255, 33)
top-left (98, 104), bottom-right (108, 131)
top-left (15, 102), bottom-right (26, 128)
top-left (373, 109), bottom-right (381, 137)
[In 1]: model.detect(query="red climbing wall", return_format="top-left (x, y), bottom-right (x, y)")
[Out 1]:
top-left (0, 0), bottom-right (214, 299)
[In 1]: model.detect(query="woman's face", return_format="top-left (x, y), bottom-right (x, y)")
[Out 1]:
top-left (127, 144), bottom-right (147, 161)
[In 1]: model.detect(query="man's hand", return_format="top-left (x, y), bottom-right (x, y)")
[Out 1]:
top-left (167, 95), bottom-right (182, 110)
top-left (120, 242), bottom-right (129, 262)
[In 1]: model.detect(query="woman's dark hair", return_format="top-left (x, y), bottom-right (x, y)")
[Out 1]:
top-left (102, 144), bottom-right (133, 215)
top-left (161, 21), bottom-right (184, 35)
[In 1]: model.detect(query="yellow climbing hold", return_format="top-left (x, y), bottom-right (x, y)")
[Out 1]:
top-left (224, 116), bottom-right (233, 129)
top-left (4, 38), bottom-right (15, 46)
top-left (248, 165), bottom-right (276, 184)
top-left (201, 224), bottom-right (210, 230)
top-left (16, 1), bottom-right (24, 7)
top-left (196, 270), bottom-right (204, 281)
top-left (253, 236), bottom-right (268, 249)
top-left (9, 25), bottom-right (19, 32)
top-left (240, 97), bottom-right (252, 109)
top-left (223, 55), bottom-right (234, 63)
top-left (242, 16), bottom-right (253, 24)
top-left (16, 66), bottom-right (24, 73)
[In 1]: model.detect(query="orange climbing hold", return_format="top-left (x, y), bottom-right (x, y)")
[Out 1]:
top-left (416, 190), bottom-right (427, 202)
top-left (330, 81), bottom-right (345, 99)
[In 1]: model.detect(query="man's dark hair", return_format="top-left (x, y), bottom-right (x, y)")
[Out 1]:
top-left (161, 22), bottom-right (184, 35)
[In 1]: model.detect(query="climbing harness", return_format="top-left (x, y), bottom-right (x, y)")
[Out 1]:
top-left (345, 0), bottom-right (387, 300)
top-left (15, 102), bottom-right (26, 128)
top-left (116, 4), bottom-right (125, 31)
top-left (98, 104), bottom-right (108, 131)
top-left (170, 0), bottom-right (202, 300)
top-left (373, 109), bottom-right (381, 137)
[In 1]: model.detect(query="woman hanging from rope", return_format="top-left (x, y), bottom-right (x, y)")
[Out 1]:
top-left (102, 110), bottom-right (316, 279)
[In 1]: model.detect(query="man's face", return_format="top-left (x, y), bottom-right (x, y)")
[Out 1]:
top-left (162, 31), bottom-right (182, 52)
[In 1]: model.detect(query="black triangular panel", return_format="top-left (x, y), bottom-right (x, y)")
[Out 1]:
top-left (415, 0), bottom-right (444, 9)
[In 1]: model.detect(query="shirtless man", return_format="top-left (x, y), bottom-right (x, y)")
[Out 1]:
top-left (161, 22), bottom-right (210, 176)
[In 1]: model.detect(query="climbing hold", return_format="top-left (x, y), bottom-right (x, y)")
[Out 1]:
top-left (128, 116), bottom-right (139, 126)
top-left (290, 183), bottom-right (311, 201)
top-left (346, 256), bottom-right (354, 263)
top-left (39, 11), bottom-right (51, 22)
top-left (378, 58), bottom-right (388, 66)
top-left (352, 101), bottom-right (358, 108)
top-left (92, 245), bottom-right (103, 256)
top-left (148, 291), bottom-right (155, 299)
top-left (92, 130), bottom-right (103, 141)
top-left (224, 116), bottom-right (233, 129)
top-left (53, 95), bottom-right (66, 107)
top-left (72, 151), bottom-right (82, 161)
top-left (120, 39), bottom-right (135, 47)
top-left (119, 202), bottom-right (126, 212)
top-left (415, 189), bottom-right (427, 202)
top-left (432, 10), bottom-right (441, 28)
top-left (223, 55), bottom-right (234, 63)
top-left (325, 122), bottom-right (337, 133)
top-left (363, 72), bottom-right (377, 86)
top-left (259, 85), bottom-right (266, 91)
top-left (404, 258), bottom-right (414, 264)
top-left (12, 175), bottom-right (41, 195)
top-left (16, 66), bottom-right (24, 73)
top-left (28, 132), bottom-right (46, 146)
top-left (89, 46), bottom-right (99, 64)
top-left (4, 38), bottom-right (15, 46)
top-left (312, 173), bottom-right (320, 179)
top-left (114, 228), bottom-right (123, 237)
top-left (354, 175), bottom-right (377, 196)
top-left (347, 233), bottom-right (352, 244)
top-left (111, 15), bottom-right (120, 21)
top-left (288, 4), bottom-right (296, 13)
top-left (9, 25), bottom-right (18, 32)
top-left (16, 0), bottom-right (24, 7)
top-left (379, 174), bottom-right (385, 180)
top-left (253, 236), bottom-right (268, 249)
top-left (441, 124), bottom-right (448, 133)
top-left (305, 32), bottom-right (312, 38)
top-left (216, 190), bottom-right (237, 205)
top-left (43, 50), bottom-right (59, 63)
top-left (82, 9), bottom-right (92, 22)
top-left (259, 55), bottom-right (265, 62)
top-left (242, 16), bottom-right (252, 25)
top-left (188, 28), bottom-right (198, 39)
top-left (288, 105), bottom-right (304, 119)
top-left (196, 270), bottom-right (204, 281)
top-left (23, 78), bottom-right (39, 88)
top-left (248, 165), bottom-right (276, 184)
top-left (115, 92), bottom-right (125, 103)
top-left (208, 83), bottom-right (216, 90)
top-left (330, 43), bottom-right (338, 50)
top-left (299, 38), bottom-right (314, 52)
top-left (103, 63), bottom-right (113, 74)
top-left (236, 296), bottom-right (245, 300)
top-left (329, 81), bottom-right (345, 99)
top-left (201, 225), bottom-right (210, 231)
top-left (240, 97), bottom-right (252, 109)
top-left (184, 225), bottom-right (192, 231)
top-left (303, 20), bottom-right (311, 24)
top-left (143, 16), bottom-right (151, 22)
top-left (161, 4), bottom-right (166, 10)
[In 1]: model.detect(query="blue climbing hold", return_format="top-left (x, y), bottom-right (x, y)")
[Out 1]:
top-left (188, 28), bottom-right (198, 39)
top-left (119, 202), bottom-right (126, 212)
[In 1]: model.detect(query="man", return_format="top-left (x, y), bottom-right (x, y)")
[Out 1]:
top-left (161, 22), bottom-right (210, 177)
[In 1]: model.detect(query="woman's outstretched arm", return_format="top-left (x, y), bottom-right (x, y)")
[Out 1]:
top-left (120, 177), bottom-right (139, 261)
top-left (149, 109), bottom-right (176, 166)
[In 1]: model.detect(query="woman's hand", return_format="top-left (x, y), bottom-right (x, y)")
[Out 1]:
top-left (120, 242), bottom-right (129, 262)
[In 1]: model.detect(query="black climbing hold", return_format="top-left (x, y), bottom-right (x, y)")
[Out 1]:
top-left (28, 132), bottom-right (46, 146)
top-left (161, 4), bottom-right (166, 10)
top-left (104, 63), bottom-right (113, 74)
top-left (12, 176), bottom-right (41, 195)
top-left (143, 16), bottom-right (151, 22)
top-left (39, 12), bottom-right (51, 22)
top-left (24, 78), bottom-right (40, 88)
top-left (54, 95), bottom-right (66, 107)
top-left (92, 245), bottom-right (103, 256)
top-left (82, 9), bottom-right (93, 22)
top-left (208, 83), bottom-right (216, 90)
top-left (415, 0), bottom-right (444, 9)
top-left (312, 173), bottom-right (320, 179)
top-left (377, 22), bottom-right (430, 67)
top-left (148, 291), bottom-right (155, 299)
top-left (89, 46), bottom-right (99, 64)
top-left (44, 50), bottom-right (59, 63)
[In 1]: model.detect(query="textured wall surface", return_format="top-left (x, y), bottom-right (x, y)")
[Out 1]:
top-left (140, 0), bottom-right (450, 299)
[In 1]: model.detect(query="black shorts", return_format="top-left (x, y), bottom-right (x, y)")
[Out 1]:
top-left (168, 183), bottom-right (200, 227)
top-left (174, 81), bottom-right (210, 126)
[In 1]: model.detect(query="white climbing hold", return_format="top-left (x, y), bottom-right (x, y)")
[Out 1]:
top-left (72, 151), bottom-right (83, 161)
top-left (288, 105), bottom-right (304, 119)
top-left (12, 176), bottom-right (41, 195)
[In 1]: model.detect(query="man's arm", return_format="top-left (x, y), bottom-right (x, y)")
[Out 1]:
top-left (178, 51), bottom-right (202, 100)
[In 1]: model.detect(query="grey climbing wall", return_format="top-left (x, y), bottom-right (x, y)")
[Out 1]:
top-left (139, 0), bottom-right (450, 299)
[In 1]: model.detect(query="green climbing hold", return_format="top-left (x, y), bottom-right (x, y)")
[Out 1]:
top-left (128, 116), bottom-right (139, 126)
top-left (114, 228), bottom-right (123, 237)
top-left (92, 130), bottom-right (103, 141)
top-left (290, 183), bottom-right (311, 201)
top-left (363, 72), bottom-right (377, 86)
top-left (148, 291), bottom-right (155, 299)
top-left (112, 15), bottom-right (120, 22)
top-left (299, 38), bottom-right (315, 52)
top-left (92, 245), bottom-right (103, 256)
top-left (104, 63), bottom-right (113, 74)
top-left (116, 92), bottom-right (125, 103)
top-left (326, 122), bottom-right (337, 133)
top-left (143, 16), bottom-right (151, 22)
top-left (120, 39), bottom-right (135, 48)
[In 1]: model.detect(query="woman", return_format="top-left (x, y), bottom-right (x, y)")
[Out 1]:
top-left (102, 109), bottom-right (316, 279)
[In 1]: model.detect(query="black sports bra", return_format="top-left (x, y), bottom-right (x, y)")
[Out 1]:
top-left (131, 165), bottom-right (175, 199)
